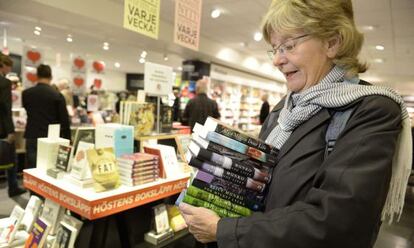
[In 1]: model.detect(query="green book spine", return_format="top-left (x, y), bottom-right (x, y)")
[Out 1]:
top-left (187, 186), bottom-right (252, 216)
top-left (183, 194), bottom-right (241, 218)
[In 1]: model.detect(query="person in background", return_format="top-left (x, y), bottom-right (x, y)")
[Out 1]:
top-left (179, 0), bottom-right (411, 247)
top-left (0, 54), bottom-right (26, 197)
top-left (172, 88), bottom-right (181, 122)
top-left (182, 78), bottom-right (220, 129)
top-left (57, 78), bottom-right (74, 108)
top-left (259, 93), bottom-right (270, 124)
top-left (22, 64), bottom-right (71, 168)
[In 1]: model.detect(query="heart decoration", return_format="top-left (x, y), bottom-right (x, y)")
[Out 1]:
top-left (93, 79), bottom-right (102, 89)
top-left (74, 58), bottom-right (85, 69)
top-left (93, 61), bottom-right (104, 73)
top-left (26, 72), bottom-right (37, 84)
top-left (74, 77), bottom-right (84, 87)
top-left (89, 97), bottom-right (97, 105)
top-left (27, 50), bottom-right (41, 63)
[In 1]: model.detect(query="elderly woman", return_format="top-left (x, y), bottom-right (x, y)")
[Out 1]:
top-left (179, 0), bottom-right (412, 247)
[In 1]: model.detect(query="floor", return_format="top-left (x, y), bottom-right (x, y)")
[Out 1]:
top-left (1, 178), bottom-right (413, 248)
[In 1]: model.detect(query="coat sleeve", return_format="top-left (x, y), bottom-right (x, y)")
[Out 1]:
top-left (57, 93), bottom-right (71, 140)
top-left (217, 96), bottom-right (402, 248)
top-left (0, 79), bottom-right (15, 135)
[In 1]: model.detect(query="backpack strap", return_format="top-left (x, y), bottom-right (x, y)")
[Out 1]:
top-left (324, 77), bottom-right (360, 157)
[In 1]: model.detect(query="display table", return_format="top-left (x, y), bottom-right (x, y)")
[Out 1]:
top-left (23, 168), bottom-right (190, 220)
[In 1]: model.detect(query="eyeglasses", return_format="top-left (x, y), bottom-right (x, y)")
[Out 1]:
top-left (267, 34), bottom-right (311, 60)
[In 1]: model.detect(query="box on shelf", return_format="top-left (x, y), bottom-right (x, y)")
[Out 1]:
top-left (36, 138), bottom-right (70, 171)
top-left (95, 123), bottom-right (134, 157)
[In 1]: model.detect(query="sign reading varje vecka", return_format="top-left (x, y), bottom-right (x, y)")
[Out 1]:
top-left (144, 62), bottom-right (173, 96)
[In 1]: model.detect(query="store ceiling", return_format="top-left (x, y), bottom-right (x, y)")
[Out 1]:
top-left (0, 0), bottom-right (413, 93)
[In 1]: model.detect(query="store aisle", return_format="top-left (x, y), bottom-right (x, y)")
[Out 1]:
top-left (0, 179), bottom-right (412, 247)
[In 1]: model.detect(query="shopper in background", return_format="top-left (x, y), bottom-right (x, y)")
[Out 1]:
top-left (259, 93), bottom-right (270, 124)
top-left (57, 78), bottom-right (74, 108)
top-left (23, 64), bottom-right (71, 168)
top-left (182, 78), bottom-right (220, 129)
top-left (172, 88), bottom-right (181, 122)
top-left (180, 0), bottom-right (411, 247)
top-left (0, 54), bottom-right (26, 197)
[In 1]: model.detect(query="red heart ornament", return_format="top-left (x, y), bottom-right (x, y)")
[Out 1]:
top-left (93, 61), bottom-right (104, 73)
top-left (27, 50), bottom-right (41, 63)
top-left (74, 77), bottom-right (84, 87)
top-left (93, 79), bottom-right (102, 89)
top-left (74, 58), bottom-right (85, 69)
top-left (26, 72), bottom-right (37, 83)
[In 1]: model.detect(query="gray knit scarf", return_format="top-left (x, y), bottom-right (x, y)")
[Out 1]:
top-left (265, 65), bottom-right (411, 223)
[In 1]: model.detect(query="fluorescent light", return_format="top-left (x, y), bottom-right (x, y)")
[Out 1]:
top-left (211, 9), bottom-right (221, 18)
top-left (254, 32), bottom-right (263, 41)
top-left (35, 26), bottom-right (42, 31)
top-left (375, 45), bottom-right (385, 51)
top-left (139, 58), bottom-right (145, 64)
top-left (34, 30), bottom-right (40, 35)
top-left (114, 62), bottom-right (121, 68)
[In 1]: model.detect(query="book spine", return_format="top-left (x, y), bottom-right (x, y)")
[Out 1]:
top-left (196, 147), bottom-right (271, 183)
top-left (188, 157), bottom-right (265, 192)
top-left (191, 178), bottom-right (264, 211)
top-left (207, 132), bottom-right (276, 164)
top-left (187, 186), bottom-right (252, 216)
top-left (183, 194), bottom-right (241, 218)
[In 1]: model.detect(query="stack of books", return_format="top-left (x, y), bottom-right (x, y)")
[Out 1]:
top-left (178, 117), bottom-right (277, 217)
top-left (117, 153), bottom-right (160, 186)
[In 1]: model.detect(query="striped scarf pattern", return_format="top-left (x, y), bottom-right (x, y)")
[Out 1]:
top-left (265, 65), bottom-right (411, 224)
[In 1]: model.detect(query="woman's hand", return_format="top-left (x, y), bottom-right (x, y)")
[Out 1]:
top-left (179, 202), bottom-right (220, 243)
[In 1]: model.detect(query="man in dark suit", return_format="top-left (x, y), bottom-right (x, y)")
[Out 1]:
top-left (0, 54), bottom-right (26, 197)
top-left (259, 94), bottom-right (270, 125)
top-left (22, 64), bottom-right (71, 168)
top-left (182, 78), bottom-right (220, 129)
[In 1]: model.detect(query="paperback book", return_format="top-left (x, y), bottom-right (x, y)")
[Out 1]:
top-left (24, 217), bottom-right (50, 248)
top-left (51, 221), bottom-right (78, 248)
top-left (87, 147), bottom-right (121, 192)
top-left (21, 195), bottom-right (43, 232)
top-left (0, 205), bottom-right (24, 245)
top-left (181, 193), bottom-right (241, 218)
top-left (55, 144), bottom-right (72, 171)
top-left (41, 198), bottom-right (65, 235)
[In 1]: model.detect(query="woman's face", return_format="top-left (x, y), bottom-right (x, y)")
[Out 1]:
top-left (270, 31), bottom-right (337, 93)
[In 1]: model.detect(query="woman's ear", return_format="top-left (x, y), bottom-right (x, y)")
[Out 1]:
top-left (326, 35), bottom-right (341, 58)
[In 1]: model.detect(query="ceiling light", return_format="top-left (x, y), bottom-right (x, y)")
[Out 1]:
top-left (139, 58), bottom-right (145, 64)
top-left (360, 25), bottom-right (375, 31)
top-left (373, 58), bottom-right (384, 63)
top-left (66, 35), bottom-right (73, 42)
top-left (177, 66), bottom-right (182, 71)
top-left (33, 30), bottom-right (40, 36)
top-left (254, 32), bottom-right (263, 42)
top-left (103, 42), bottom-right (109, 47)
top-left (103, 46), bottom-right (109, 50)
top-left (375, 45), bottom-right (385, 51)
top-left (164, 55), bottom-right (168, 61)
top-left (211, 9), bottom-right (221, 18)
top-left (114, 62), bottom-right (121, 68)
top-left (35, 26), bottom-right (42, 31)
top-left (141, 51), bottom-right (147, 58)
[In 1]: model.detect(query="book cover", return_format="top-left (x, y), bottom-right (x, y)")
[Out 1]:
top-left (189, 141), bottom-right (271, 183)
top-left (128, 102), bottom-right (155, 137)
top-left (0, 205), bottom-right (24, 244)
top-left (186, 185), bottom-right (252, 216)
top-left (70, 141), bottom-right (94, 181)
top-left (118, 167), bottom-right (159, 178)
top-left (118, 163), bottom-right (158, 173)
top-left (24, 217), bottom-right (51, 248)
top-left (204, 117), bottom-right (279, 156)
top-left (51, 221), bottom-right (78, 248)
top-left (182, 194), bottom-right (241, 218)
top-left (187, 153), bottom-right (265, 192)
top-left (144, 145), bottom-right (181, 179)
top-left (117, 152), bottom-right (158, 164)
top-left (21, 195), bottom-right (43, 232)
top-left (41, 198), bottom-right (65, 235)
top-left (193, 123), bottom-right (277, 164)
top-left (55, 144), bottom-right (72, 171)
top-left (87, 147), bottom-right (121, 192)
top-left (72, 127), bottom-right (95, 156)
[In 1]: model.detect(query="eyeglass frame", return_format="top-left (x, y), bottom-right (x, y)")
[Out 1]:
top-left (267, 34), bottom-right (312, 60)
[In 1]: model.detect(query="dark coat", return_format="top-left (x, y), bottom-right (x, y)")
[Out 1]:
top-left (217, 94), bottom-right (401, 248)
top-left (22, 83), bottom-right (71, 139)
top-left (259, 101), bottom-right (270, 124)
top-left (182, 93), bottom-right (220, 129)
top-left (0, 75), bottom-right (14, 138)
